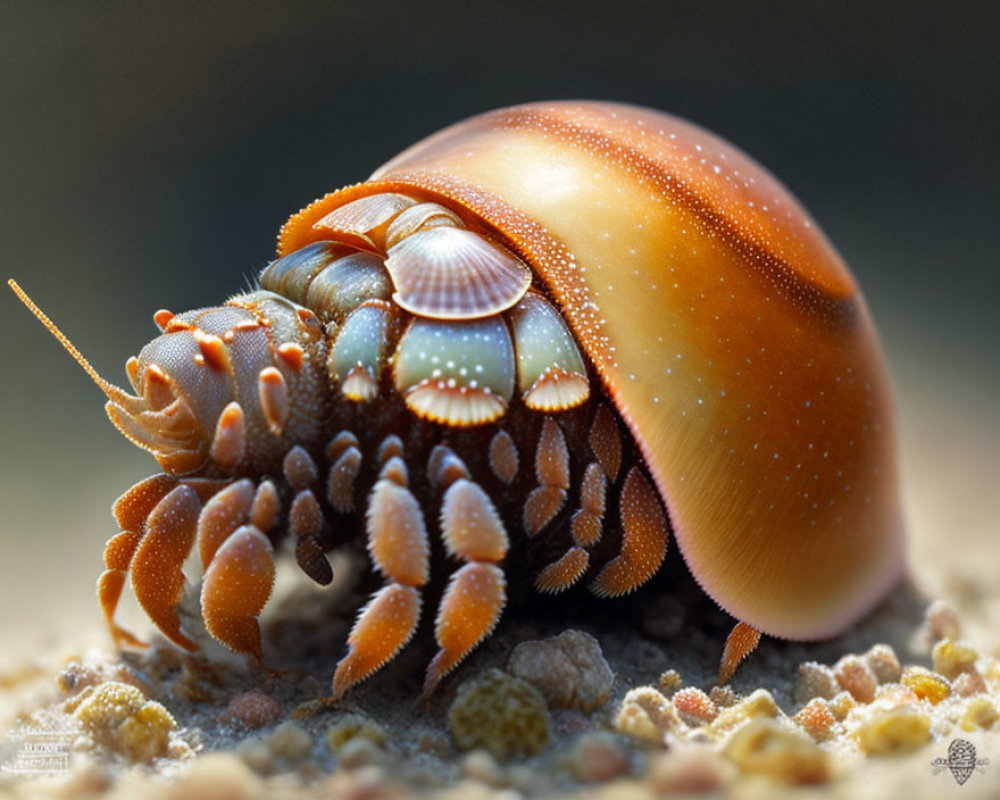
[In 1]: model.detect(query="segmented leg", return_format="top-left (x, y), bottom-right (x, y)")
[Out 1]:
top-left (523, 417), bottom-right (569, 535)
top-left (333, 441), bottom-right (429, 699)
top-left (535, 459), bottom-right (607, 593)
top-left (98, 474), bottom-right (179, 648)
top-left (424, 470), bottom-right (509, 698)
top-left (129, 485), bottom-right (202, 650)
top-left (591, 466), bottom-right (668, 598)
top-left (201, 525), bottom-right (276, 658)
top-left (718, 622), bottom-right (762, 684)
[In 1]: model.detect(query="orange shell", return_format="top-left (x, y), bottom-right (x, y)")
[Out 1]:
top-left (279, 101), bottom-right (904, 640)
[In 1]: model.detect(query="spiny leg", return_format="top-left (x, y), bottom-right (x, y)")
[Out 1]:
top-left (535, 459), bottom-right (608, 593)
top-left (129, 484), bottom-right (202, 650)
top-left (424, 469), bottom-right (509, 698)
top-left (522, 417), bottom-right (569, 536)
top-left (591, 466), bottom-right (668, 598)
top-left (718, 622), bottom-right (762, 684)
top-left (98, 473), bottom-right (179, 648)
top-left (332, 438), bottom-right (429, 699)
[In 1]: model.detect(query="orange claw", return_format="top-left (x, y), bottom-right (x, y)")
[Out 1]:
top-left (424, 563), bottom-right (506, 698)
top-left (97, 530), bottom-right (146, 649)
top-left (129, 485), bottom-right (201, 651)
top-left (200, 525), bottom-right (275, 658)
top-left (197, 479), bottom-right (254, 568)
top-left (332, 583), bottom-right (422, 700)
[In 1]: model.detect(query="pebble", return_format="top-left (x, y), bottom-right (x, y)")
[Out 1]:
top-left (568, 733), bottom-right (630, 782)
top-left (672, 687), bottom-right (718, 726)
top-left (327, 713), bottom-right (388, 750)
top-left (507, 630), bottom-right (614, 712)
top-left (165, 753), bottom-right (266, 800)
top-left (338, 737), bottom-right (388, 769)
top-left (834, 655), bottom-right (877, 703)
top-left (461, 749), bottom-right (507, 786)
top-left (960, 696), bottom-right (999, 731)
top-left (864, 644), bottom-right (901, 684)
top-left (932, 638), bottom-right (978, 680)
top-left (613, 686), bottom-right (682, 744)
top-left (925, 599), bottom-right (961, 642)
top-left (855, 706), bottom-right (931, 754)
top-left (793, 697), bottom-right (836, 742)
top-left (705, 689), bottom-right (780, 740)
top-left (71, 681), bottom-right (176, 762)
top-left (901, 667), bottom-right (951, 705)
top-left (648, 745), bottom-right (733, 793)
top-left (723, 717), bottom-right (831, 784)
top-left (448, 669), bottom-right (550, 759)
top-left (267, 720), bottom-right (313, 761)
top-left (220, 690), bottom-right (281, 729)
top-left (794, 661), bottom-right (839, 704)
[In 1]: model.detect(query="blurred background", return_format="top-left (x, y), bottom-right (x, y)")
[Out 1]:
top-left (1, 1), bottom-right (997, 654)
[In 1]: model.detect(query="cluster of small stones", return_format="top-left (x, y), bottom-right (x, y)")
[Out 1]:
top-left (3, 601), bottom-right (998, 798)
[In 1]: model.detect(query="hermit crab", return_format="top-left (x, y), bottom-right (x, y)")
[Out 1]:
top-left (10, 101), bottom-right (904, 698)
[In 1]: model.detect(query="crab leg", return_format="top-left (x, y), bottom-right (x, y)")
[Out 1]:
top-left (201, 524), bottom-right (276, 658)
top-left (590, 466), bottom-right (668, 598)
top-left (97, 474), bottom-right (179, 648)
top-left (129, 484), bottom-right (202, 650)
top-left (424, 476), bottom-right (509, 698)
top-left (718, 622), bottom-right (762, 684)
top-left (332, 450), bottom-right (430, 699)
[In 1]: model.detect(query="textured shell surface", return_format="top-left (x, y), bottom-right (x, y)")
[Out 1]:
top-left (281, 101), bottom-right (904, 641)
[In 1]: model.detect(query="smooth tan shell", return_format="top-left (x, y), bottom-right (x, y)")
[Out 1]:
top-left (279, 101), bottom-right (905, 640)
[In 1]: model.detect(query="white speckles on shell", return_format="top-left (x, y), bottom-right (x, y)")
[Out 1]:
top-left (394, 316), bottom-right (515, 426)
top-left (385, 227), bottom-right (532, 320)
top-left (507, 291), bottom-right (590, 410)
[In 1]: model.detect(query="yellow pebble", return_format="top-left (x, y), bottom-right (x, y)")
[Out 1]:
top-left (855, 706), bottom-right (931, 755)
top-left (960, 696), bottom-right (999, 732)
top-left (723, 718), bottom-right (831, 784)
top-left (902, 667), bottom-right (951, 705)
top-left (932, 639), bottom-right (979, 681)
top-left (706, 689), bottom-right (780, 740)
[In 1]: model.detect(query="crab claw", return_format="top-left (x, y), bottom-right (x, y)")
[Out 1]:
top-left (129, 484), bottom-right (201, 650)
top-left (200, 525), bottom-right (275, 659)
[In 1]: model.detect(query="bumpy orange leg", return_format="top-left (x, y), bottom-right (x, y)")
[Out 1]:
top-left (332, 453), bottom-right (430, 699)
top-left (332, 584), bottom-right (422, 700)
top-left (97, 531), bottom-right (146, 648)
top-left (718, 622), bottom-right (762, 684)
top-left (591, 466), bottom-right (668, 598)
top-left (129, 485), bottom-right (201, 650)
top-left (424, 563), bottom-right (506, 698)
top-left (200, 525), bottom-right (276, 658)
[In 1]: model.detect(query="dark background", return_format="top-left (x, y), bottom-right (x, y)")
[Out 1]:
top-left (1, 1), bottom-right (997, 649)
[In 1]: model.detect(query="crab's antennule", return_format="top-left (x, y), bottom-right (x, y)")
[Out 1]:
top-left (8, 279), bottom-right (139, 407)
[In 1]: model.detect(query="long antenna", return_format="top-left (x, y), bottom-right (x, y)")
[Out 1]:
top-left (8, 279), bottom-right (137, 407)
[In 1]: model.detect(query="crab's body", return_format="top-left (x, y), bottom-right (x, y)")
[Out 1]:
top-left (10, 102), bottom-right (904, 698)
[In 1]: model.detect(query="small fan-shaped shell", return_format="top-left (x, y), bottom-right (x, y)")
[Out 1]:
top-left (384, 202), bottom-right (465, 250)
top-left (384, 227), bottom-right (532, 320)
top-left (312, 193), bottom-right (416, 250)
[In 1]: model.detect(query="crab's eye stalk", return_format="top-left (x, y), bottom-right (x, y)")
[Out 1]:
top-left (7, 280), bottom-right (213, 475)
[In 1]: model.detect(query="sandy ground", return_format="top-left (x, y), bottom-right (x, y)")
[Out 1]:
top-left (0, 352), bottom-right (997, 799)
